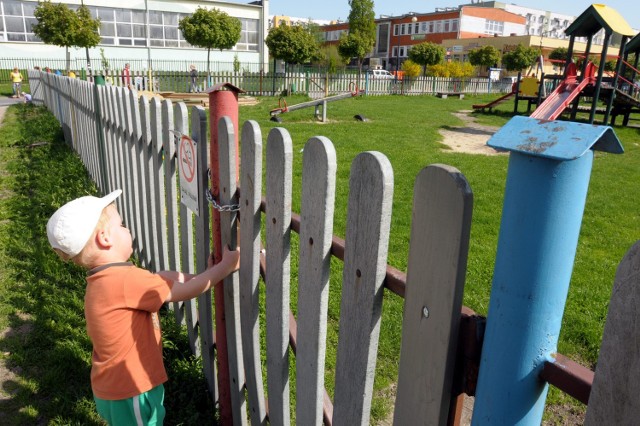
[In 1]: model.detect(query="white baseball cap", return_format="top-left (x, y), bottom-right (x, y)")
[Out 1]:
top-left (47, 189), bottom-right (122, 257)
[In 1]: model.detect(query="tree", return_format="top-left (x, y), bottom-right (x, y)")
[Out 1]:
top-left (179, 7), bottom-right (241, 86)
top-left (339, 0), bottom-right (376, 79)
top-left (401, 59), bottom-right (421, 79)
top-left (501, 44), bottom-right (539, 72)
top-left (408, 42), bottom-right (446, 76)
top-left (265, 24), bottom-right (321, 65)
top-left (33, 0), bottom-right (100, 74)
top-left (468, 45), bottom-right (501, 73)
top-left (315, 45), bottom-right (347, 74)
top-left (548, 47), bottom-right (568, 62)
top-left (75, 3), bottom-right (101, 77)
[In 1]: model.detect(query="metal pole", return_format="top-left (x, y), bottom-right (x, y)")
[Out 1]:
top-left (472, 116), bottom-right (623, 426)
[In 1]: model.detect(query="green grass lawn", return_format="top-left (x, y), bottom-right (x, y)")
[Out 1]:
top-left (0, 92), bottom-right (638, 423)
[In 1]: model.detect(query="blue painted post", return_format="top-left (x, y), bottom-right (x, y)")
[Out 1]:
top-left (472, 116), bottom-right (623, 426)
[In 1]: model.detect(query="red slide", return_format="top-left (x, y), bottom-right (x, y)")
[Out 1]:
top-left (530, 62), bottom-right (595, 120)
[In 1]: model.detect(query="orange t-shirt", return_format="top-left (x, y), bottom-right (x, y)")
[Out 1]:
top-left (85, 262), bottom-right (173, 400)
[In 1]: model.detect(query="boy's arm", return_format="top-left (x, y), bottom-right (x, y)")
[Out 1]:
top-left (165, 247), bottom-right (240, 302)
top-left (157, 270), bottom-right (195, 283)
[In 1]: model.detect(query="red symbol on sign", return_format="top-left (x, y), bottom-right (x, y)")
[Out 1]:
top-left (179, 135), bottom-right (196, 183)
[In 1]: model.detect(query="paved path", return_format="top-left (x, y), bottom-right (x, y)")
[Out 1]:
top-left (0, 97), bottom-right (23, 126)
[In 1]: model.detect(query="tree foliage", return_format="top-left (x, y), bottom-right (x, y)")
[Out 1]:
top-left (33, 1), bottom-right (99, 49)
top-left (179, 7), bottom-right (241, 79)
top-left (501, 44), bottom-right (539, 71)
top-left (408, 42), bottom-right (446, 76)
top-left (401, 59), bottom-right (421, 78)
top-left (315, 44), bottom-right (347, 74)
top-left (468, 45), bottom-right (501, 68)
top-left (33, 1), bottom-right (100, 73)
top-left (548, 47), bottom-right (568, 62)
top-left (428, 61), bottom-right (475, 78)
top-left (265, 24), bottom-right (321, 65)
top-left (339, 0), bottom-right (376, 74)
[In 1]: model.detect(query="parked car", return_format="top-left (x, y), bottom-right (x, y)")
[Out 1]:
top-left (367, 69), bottom-right (395, 79)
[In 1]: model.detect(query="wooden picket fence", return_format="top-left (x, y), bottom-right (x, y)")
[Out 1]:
top-left (27, 70), bottom-right (640, 425)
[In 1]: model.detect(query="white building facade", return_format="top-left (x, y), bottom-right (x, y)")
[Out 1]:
top-left (0, 0), bottom-right (270, 71)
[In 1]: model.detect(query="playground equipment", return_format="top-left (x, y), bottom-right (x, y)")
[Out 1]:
top-left (472, 88), bottom-right (517, 111)
top-left (530, 61), bottom-right (596, 120)
top-left (270, 83), bottom-right (363, 122)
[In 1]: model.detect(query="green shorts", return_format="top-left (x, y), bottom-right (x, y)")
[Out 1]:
top-left (94, 384), bottom-right (165, 425)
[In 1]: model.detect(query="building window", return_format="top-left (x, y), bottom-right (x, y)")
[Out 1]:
top-left (236, 18), bottom-right (258, 51)
top-left (485, 20), bottom-right (504, 35)
top-left (444, 20), bottom-right (450, 32)
top-left (421, 22), bottom-right (428, 33)
top-left (451, 19), bottom-right (459, 32)
top-left (429, 21), bottom-right (434, 33)
top-left (401, 24), bottom-right (406, 35)
top-left (394, 24), bottom-right (398, 36)
top-left (414, 22), bottom-right (419, 34)
top-left (1, 0), bottom-right (41, 43)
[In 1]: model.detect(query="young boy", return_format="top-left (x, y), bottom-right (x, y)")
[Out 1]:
top-left (46, 189), bottom-right (239, 424)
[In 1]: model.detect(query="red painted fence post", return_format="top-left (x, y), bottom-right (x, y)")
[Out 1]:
top-left (207, 82), bottom-right (243, 424)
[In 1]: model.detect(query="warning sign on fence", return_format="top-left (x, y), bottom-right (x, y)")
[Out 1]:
top-left (178, 134), bottom-right (200, 215)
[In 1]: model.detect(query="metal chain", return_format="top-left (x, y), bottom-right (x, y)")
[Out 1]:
top-left (205, 188), bottom-right (240, 212)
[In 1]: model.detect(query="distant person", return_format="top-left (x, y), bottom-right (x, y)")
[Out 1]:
top-left (55, 70), bottom-right (62, 76)
top-left (10, 67), bottom-right (23, 98)
top-left (69, 70), bottom-right (76, 78)
top-left (22, 92), bottom-right (32, 104)
top-left (189, 64), bottom-right (198, 93)
top-left (46, 189), bottom-right (240, 425)
top-left (121, 63), bottom-right (131, 88)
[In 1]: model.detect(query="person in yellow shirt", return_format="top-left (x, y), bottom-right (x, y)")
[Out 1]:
top-left (68, 70), bottom-right (76, 78)
top-left (10, 67), bottom-right (23, 98)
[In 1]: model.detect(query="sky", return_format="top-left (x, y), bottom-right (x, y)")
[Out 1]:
top-left (269, 1), bottom-right (640, 31)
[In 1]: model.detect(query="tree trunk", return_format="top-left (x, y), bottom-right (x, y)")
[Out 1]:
top-left (85, 47), bottom-right (92, 81)
top-left (207, 48), bottom-right (211, 89)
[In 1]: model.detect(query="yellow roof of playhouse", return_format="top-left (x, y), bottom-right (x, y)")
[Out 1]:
top-left (565, 4), bottom-right (635, 38)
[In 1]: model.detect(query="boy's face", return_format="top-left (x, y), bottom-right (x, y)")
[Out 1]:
top-left (105, 205), bottom-right (133, 261)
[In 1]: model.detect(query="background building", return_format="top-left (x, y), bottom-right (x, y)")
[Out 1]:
top-left (0, 0), bottom-right (270, 71)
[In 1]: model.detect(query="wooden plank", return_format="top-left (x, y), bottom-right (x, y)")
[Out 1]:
top-left (265, 127), bottom-right (293, 426)
top-left (585, 241), bottom-right (640, 425)
top-left (191, 106), bottom-right (218, 403)
top-left (117, 87), bottom-right (139, 248)
top-left (218, 116), bottom-right (247, 425)
top-left (296, 136), bottom-right (336, 426)
top-left (138, 95), bottom-right (159, 271)
top-left (150, 98), bottom-right (169, 271)
top-left (393, 164), bottom-right (473, 426)
top-left (175, 103), bottom-right (199, 348)
top-left (333, 152), bottom-right (394, 426)
top-left (131, 92), bottom-right (153, 268)
top-left (239, 120), bottom-right (268, 425)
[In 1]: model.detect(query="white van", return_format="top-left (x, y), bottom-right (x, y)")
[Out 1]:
top-left (367, 69), bottom-right (394, 79)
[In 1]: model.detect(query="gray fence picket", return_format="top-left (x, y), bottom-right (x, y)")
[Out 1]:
top-left (130, 91), bottom-right (152, 268)
top-left (296, 137), bottom-right (337, 426)
top-left (239, 120), bottom-right (267, 425)
top-left (218, 116), bottom-right (247, 425)
top-left (265, 127), bottom-right (293, 426)
top-left (393, 164), bottom-right (473, 426)
top-left (149, 98), bottom-right (169, 271)
top-left (175, 103), bottom-right (199, 350)
top-left (192, 106), bottom-right (217, 404)
top-left (333, 151), bottom-right (394, 426)
top-left (120, 87), bottom-right (141, 252)
top-left (139, 96), bottom-right (159, 270)
top-left (584, 241), bottom-right (640, 425)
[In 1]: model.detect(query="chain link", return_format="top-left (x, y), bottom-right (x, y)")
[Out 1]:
top-left (205, 188), bottom-right (240, 212)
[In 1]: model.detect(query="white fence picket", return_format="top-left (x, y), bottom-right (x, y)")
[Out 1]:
top-left (265, 127), bottom-right (293, 426)
top-left (333, 152), bottom-right (394, 426)
top-left (296, 137), bottom-right (337, 426)
top-left (150, 98), bottom-right (169, 271)
top-left (239, 120), bottom-right (268, 425)
top-left (393, 164), bottom-right (473, 425)
top-left (584, 241), bottom-right (640, 425)
top-left (139, 96), bottom-right (159, 270)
